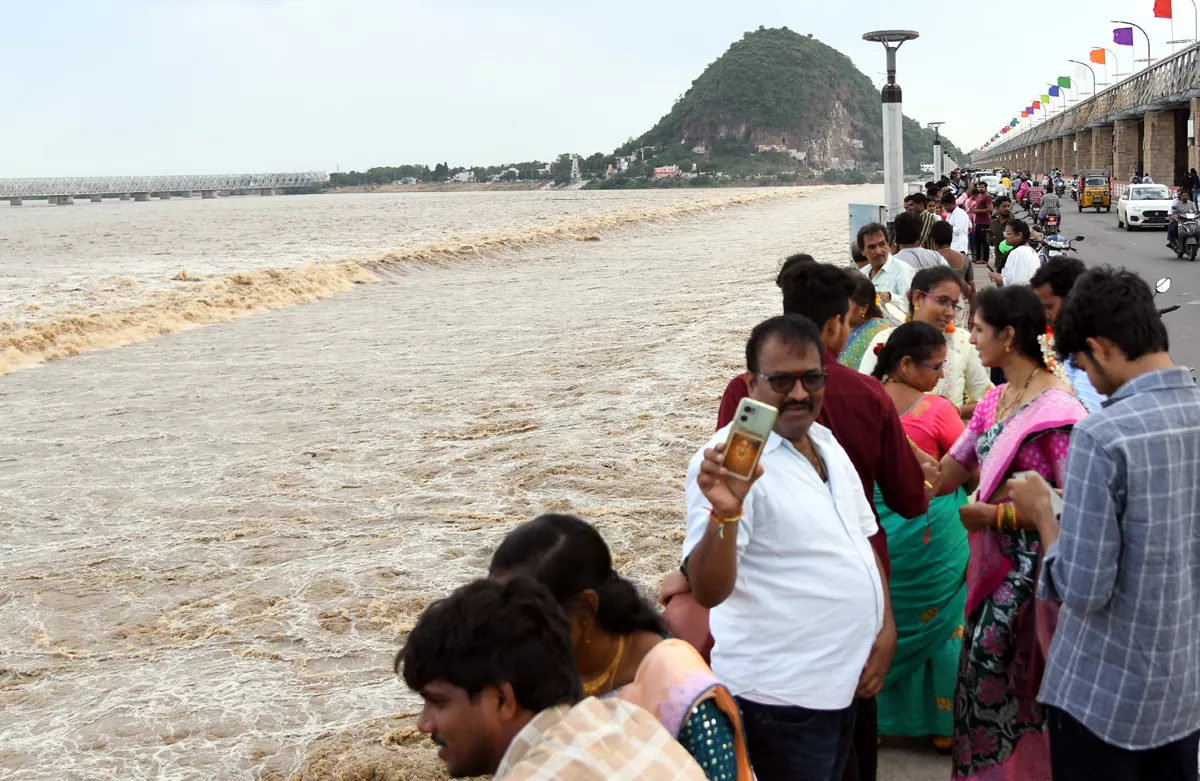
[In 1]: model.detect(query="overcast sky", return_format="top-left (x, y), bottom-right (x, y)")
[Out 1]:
top-left (2, 0), bottom-right (1194, 176)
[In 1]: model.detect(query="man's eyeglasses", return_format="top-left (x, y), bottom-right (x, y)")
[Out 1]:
top-left (756, 370), bottom-right (828, 395)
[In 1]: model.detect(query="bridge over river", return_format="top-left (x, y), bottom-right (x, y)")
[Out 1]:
top-left (0, 171), bottom-right (329, 204)
top-left (974, 41), bottom-right (1200, 186)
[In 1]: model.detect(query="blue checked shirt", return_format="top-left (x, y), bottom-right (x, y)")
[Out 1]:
top-left (1038, 367), bottom-right (1200, 749)
top-left (1064, 359), bottom-right (1106, 413)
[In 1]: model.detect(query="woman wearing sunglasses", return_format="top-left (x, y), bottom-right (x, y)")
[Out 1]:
top-left (859, 267), bottom-right (992, 421)
top-left (869, 321), bottom-right (972, 753)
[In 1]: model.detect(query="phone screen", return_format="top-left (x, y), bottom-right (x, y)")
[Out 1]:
top-left (724, 430), bottom-right (766, 481)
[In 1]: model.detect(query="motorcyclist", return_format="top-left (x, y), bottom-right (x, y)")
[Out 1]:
top-left (1016, 179), bottom-right (1032, 209)
top-left (1028, 179), bottom-right (1046, 212)
top-left (1167, 189), bottom-right (1194, 249)
top-left (1039, 187), bottom-right (1062, 231)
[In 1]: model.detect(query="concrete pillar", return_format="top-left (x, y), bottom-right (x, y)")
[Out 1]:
top-left (90, 194), bottom-right (102, 203)
top-left (1062, 136), bottom-right (1076, 175)
top-left (57, 195), bottom-right (74, 206)
top-left (259, 187), bottom-right (274, 196)
top-left (133, 192), bottom-right (151, 202)
top-left (46, 196), bottom-right (58, 206)
top-left (1190, 98), bottom-right (1200, 179)
top-left (1093, 126), bottom-right (1114, 171)
top-left (158, 191), bottom-right (171, 200)
top-left (1075, 131), bottom-right (1092, 173)
top-left (1143, 110), bottom-right (1178, 186)
top-left (201, 190), bottom-right (217, 199)
top-left (120, 192), bottom-right (131, 201)
top-left (180, 190), bottom-right (192, 198)
top-left (9, 197), bottom-right (21, 206)
top-left (1114, 119), bottom-right (1142, 181)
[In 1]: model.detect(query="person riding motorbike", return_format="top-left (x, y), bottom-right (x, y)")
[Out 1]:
top-left (1016, 179), bottom-right (1031, 209)
top-left (1039, 188), bottom-right (1062, 232)
top-left (1027, 180), bottom-right (1045, 213)
top-left (1167, 189), bottom-right (1194, 249)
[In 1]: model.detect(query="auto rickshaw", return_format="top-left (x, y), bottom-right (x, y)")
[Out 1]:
top-left (1078, 168), bottom-right (1112, 212)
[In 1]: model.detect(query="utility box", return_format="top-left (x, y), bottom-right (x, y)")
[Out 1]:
top-left (849, 203), bottom-right (888, 251)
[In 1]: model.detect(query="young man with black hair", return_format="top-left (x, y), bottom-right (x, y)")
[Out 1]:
top-left (686, 314), bottom-right (894, 781)
top-left (1029, 257), bottom-right (1105, 412)
top-left (892, 211), bottom-right (951, 271)
top-left (1010, 266), bottom-right (1200, 781)
top-left (399, 577), bottom-right (707, 780)
top-left (903, 192), bottom-right (939, 249)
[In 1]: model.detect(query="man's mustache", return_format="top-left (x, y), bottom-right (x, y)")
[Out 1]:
top-left (780, 399), bottom-right (814, 413)
top-left (432, 734), bottom-right (447, 748)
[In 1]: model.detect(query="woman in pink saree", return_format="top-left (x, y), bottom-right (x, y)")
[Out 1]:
top-left (927, 286), bottom-right (1087, 780)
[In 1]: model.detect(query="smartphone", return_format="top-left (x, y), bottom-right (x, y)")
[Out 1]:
top-left (722, 399), bottom-right (778, 481)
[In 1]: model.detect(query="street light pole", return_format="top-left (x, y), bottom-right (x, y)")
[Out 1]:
top-left (864, 29), bottom-right (919, 222)
top-left (1112, 20), bottom-right (1151, 69)
top-left (928, 122), bottom-right (945, 181)
top-left (1068, 59), bottom-right (1098, 99)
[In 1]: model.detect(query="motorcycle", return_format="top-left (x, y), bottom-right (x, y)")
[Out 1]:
top-left (1033, 234), bottom-right (1083, 264)
top-left (1039, 212), bottom-right (1061, 236)
top-left (1168, 210), bottom-right (1200, 262)
top-left (1055, 180), bottom-right (1066, 197)
top-left (1155, 277), bottom-right (1179, 315)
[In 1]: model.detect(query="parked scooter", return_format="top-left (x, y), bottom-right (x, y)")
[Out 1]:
top-left (1033, 234), bottom-right (1083, 264)
top-left (1168, 209), bottom-right (1200, 262)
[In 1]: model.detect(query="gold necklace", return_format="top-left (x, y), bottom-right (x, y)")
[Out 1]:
top-left (581, 635), bottom-right (625, 697)
top-left (797, 434), bottom-right (828, 481)
top-left (998, 367), bottom-right (1039, 420)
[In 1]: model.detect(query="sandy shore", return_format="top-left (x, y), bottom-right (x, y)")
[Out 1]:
top-left (0, 185), bottom-right (944, 780)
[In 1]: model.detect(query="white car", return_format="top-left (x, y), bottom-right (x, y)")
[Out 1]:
top-left (979, 175), bottom-right (1008, 198)
top-left (1117, 185), bottom-right (1175, 230)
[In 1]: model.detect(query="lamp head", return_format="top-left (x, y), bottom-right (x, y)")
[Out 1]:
top-left (863, 29), bottom-right (919, 45)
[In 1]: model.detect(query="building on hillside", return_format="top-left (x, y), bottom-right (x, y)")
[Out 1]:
top-left (691, 144), bottom-right (708, 155)
top-left (851, 139), bottom-right (864, 149)
top-left (653, 165), bottom-right (681, 179)
top-left (921, 163), bottom-right (936, 174)
top-left (616, 155), bottom-right (637, 172)
top-left (451, 170), bottom-right (475, 183)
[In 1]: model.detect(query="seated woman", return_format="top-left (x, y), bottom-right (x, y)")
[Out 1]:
top-left (868, 322), bottom-right (972, 751)
top-left (839, 274), bottom-right (892, 371)
top-left (489, 513), bottom-right (752, 781)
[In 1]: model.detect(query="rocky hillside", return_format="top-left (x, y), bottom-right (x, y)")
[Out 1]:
top-left (632, 27), bottom-right (964, 172)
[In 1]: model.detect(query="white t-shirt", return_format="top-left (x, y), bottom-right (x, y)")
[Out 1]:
top-left (945, 207), bottom-right (971, 254)
top-left (683, 423), bottom-right (884, 710)
top-left (1003, 244), bottom-right (1040, 286)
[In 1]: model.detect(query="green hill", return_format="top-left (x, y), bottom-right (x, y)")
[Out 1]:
top-left (625, 27), bottom-right (963, 175)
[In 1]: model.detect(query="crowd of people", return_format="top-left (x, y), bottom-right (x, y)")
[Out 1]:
top-left (393, 174), bottom-right (1200, 781)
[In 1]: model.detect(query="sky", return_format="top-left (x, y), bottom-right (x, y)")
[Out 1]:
top-left (2, 0), bottom-right (1196, 177)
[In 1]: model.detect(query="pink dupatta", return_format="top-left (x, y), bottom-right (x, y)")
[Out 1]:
top-left (964, 389), bottom-right (1086, 616)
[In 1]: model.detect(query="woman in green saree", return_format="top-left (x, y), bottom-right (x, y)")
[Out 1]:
top-left (869, 322), bottom-right (972, 750)
top-left (839, 274), bottom-right (893, 370)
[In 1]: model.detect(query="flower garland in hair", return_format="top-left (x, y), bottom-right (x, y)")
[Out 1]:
top-left (1038, 325), bottom-right (1070, 386)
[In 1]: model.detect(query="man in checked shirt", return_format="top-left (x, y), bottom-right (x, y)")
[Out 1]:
top-left (1010, 266), bottom-right (1200, 781)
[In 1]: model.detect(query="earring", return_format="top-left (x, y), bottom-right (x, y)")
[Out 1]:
top-left (914, 304), bottom-right (920, 313)
top-left (1005, 345), bottom-right (1012, 353)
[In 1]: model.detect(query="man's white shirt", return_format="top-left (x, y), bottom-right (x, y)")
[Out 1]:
top-left (683, 422), bottom-right (884, 710)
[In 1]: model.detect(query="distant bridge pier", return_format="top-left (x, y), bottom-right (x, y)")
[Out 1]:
top-left (57, 195), bottom-right (74, 205)
top-left (120, 192), bottom-right (130, 201)
top-left (259, 187), bottom-right (274, 196)
top-left (202, 190), bottom-right (216, 199)
top-left (1114, 119), bottom-right (1143, 182)
top-left (9, 197), bottom-right (21, 206)
top-left (1191, 98), bottom-right (1200, 174)
top-left (1075, 131), bottom-right (1092, 171)
top-left (90, 194), bottom-right (102, 203)
top-left (158, 191), bottom-right (171, 200)
top-left (180, 190), bottom-right (192, 198)
top-left (133, 192), bottom-right (151, 202)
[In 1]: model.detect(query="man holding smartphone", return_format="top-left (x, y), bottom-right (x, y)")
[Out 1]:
top-left (685, 314), bottom-right (892, 781)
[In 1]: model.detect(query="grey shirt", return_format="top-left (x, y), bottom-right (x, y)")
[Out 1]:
top-left (893, 247), bottom-right (949, 271)
top-left (1039, 367), bottom-right (1200, 749)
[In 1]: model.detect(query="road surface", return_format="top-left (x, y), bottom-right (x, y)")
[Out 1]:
top-left (876, 205), bottom-right (1197, 780)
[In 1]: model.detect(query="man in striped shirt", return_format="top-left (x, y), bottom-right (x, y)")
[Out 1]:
top-left (1011, 266), bottom-right (1200, 781)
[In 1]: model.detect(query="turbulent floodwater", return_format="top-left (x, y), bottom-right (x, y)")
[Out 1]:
top-left (0, 185), bottom-right (880, 780)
